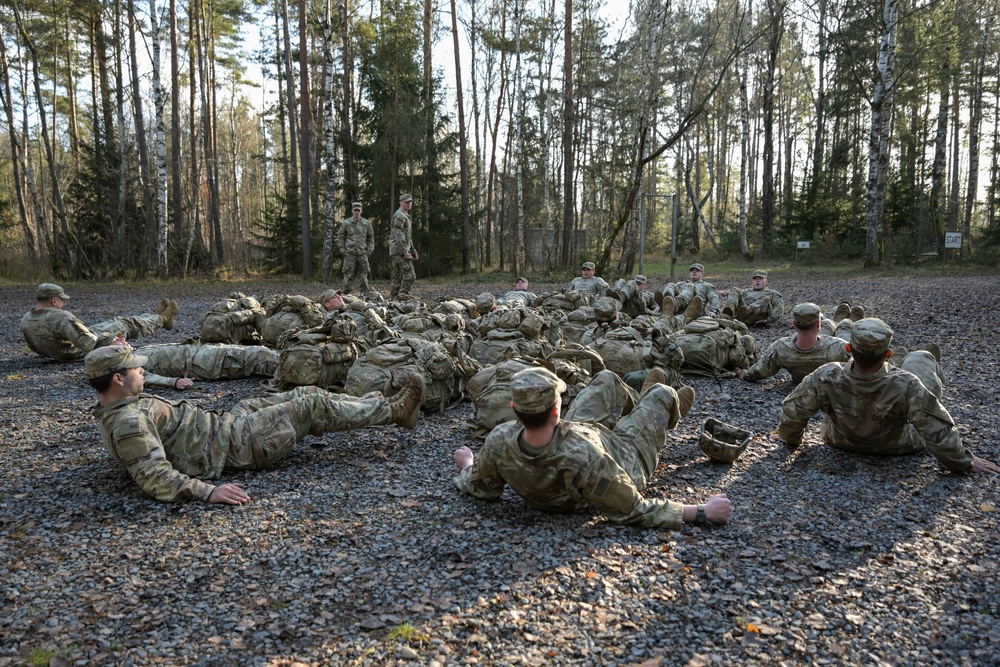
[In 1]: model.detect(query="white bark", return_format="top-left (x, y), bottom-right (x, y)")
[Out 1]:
top-left (864, 0), bottom-right (898, 265)
top-left (321, 0), bottom-right (339, 283)
top-left (151, 0), bottom-right (169, 276)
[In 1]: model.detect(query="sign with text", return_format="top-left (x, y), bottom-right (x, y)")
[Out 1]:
top-left (944, 232), bottom-right (962, 249)
top-left (797, 241), bottom-right (811, 249)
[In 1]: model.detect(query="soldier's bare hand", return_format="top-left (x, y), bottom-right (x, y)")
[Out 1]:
top-left (208, 483), bottom-right (250, 505)
top-left (454, 446), bottom-right (474, 471)
top-left (705, 493), bottom-right (733, 523)
top-left (174, 378), bottom-right (195, 390)
top-left (971, 456), bottom-right (999, 474)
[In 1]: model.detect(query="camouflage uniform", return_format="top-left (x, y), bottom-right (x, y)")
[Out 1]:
top-left (497, 290), bottom-right (537, 308)
top-left (568, 276), bottom-right (610, 296)
top-left (93, 386), bottom-right (394, 502)
top-left (21, 308), bottom-right (164, 362)
top-left (778, 319), bottom-right (972, 472)
top-left (337, 209), bottom-right (375, 294)
top-left (138, 344), bottom-right (280, 381)
top-left (725, 287), bottom-right (785, 325)
top-left (453, 369), bottom-right (688, 529)
top-left (389, 199), bottom-right (416, 298)
top-left (742, 335), bottom-right (849, 384)
top-left (617, 277), bottom-right (656, 319)
top-left (664, 280), bottom-right (719, 316)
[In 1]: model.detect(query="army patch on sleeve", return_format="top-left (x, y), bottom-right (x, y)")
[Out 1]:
top-left (590, 476), bottom-right (613, 501)
top-left (114, 415), bottom-right (147, 439)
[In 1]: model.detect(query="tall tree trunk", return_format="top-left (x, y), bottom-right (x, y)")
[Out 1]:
top-left (281, 0), bottom-right (299, 205)
top-left (151, 0), bottom-right (169, 276)
top-left (963, 24), bottom-right (989, 253)
top-left (560, 0), bottom-right (573, 266)
top-left (738, 0), bottom-right (751, 257)
top-left (340, 0), bottom-right (356, 196)
top-left (64, 13), bottom-right (81, 172)
top-left (513, 0), bottom-right (524, 274)
top-left (170, 0), bottom-right (183, 239)
top-left (0, 26), bottom-right (36, 261)
top-left (299, 0), bottom-right (313, 278)
top-left (322, 0), bottom-right (338, 282)
top-left (451, 0), bottom-right (472, 273)
top-left (761, 0), bottom-right (784, 257)
top-left (129, 0), bottom-right (153, 211)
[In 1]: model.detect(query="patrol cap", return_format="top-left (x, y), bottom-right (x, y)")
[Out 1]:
top-left (37, 283), bottom-right (70, 300)
top-left (516, 277), bottom-right (528, 284)
top-left (594, 296), bottom-right (619, 322)
top-left (399, 193), bottom-right (413, 203)
top-left (792, 302), bottom-right (821, 327)
top-left (352, 201), bottom-right (362, 210)
top-left (634, 275), bottom-right (647, 284)
top-left (690, 263), bottom-right (705, 272)
top-left (320, 288), bottom-right (344, 303)
top-left (582, 262), bottom-right (596, 270)
top-left (85, 345), bottom-right (148, 379)
top-left (851, 317), bottom-right (894, 355)
top-left (511, 366), bottom-right (566, 415)
top-left (475, 292), bottom-right (496, 313)
top-left (752, 269), bottom-right (767, 279)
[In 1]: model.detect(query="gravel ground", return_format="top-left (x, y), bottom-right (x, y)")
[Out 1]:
top-left (0, 272), bottom-right (998, 667)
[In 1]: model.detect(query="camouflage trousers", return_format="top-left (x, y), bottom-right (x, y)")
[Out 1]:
top-left (389, 255), bottom-right (416, 297)
top-left (726, 290), bottom-right (771, 323)
top-left (342, 253), bottom-right (371, 294)
top-left (90, 313), bottom-right (163, 342)
top-left (221, 386), bottom-right (393, 471)
top-left (820, 317), bottom-right (854, 340)
top-left (140, 343), bottom-right (280, 379)
top-left (900, 350), bottom-right (943, 399)
top-left (566, 370), bottom-right (683, 489)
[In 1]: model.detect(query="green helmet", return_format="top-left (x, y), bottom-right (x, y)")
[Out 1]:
top-left (698, 418), bottom-right (752, 463)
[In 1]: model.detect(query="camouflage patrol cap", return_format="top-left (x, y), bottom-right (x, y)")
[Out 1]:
top-left (516, 277), bottom-right (528, 284)
top-left (634, 275), bottom-right (647, 284)
top-left (851, 317), bottom-right (893, 355)
top-left (582, 262), bottom-right (596, 270)
top-left (690, 263), bottom-right (705, 272)
top-left (594, 296), bottom-right (619, 322)
top-left (752, 269), bottom-right (767, 279)
top-left (37, 283), bottom-right (70, 300)
top-left (85, 345), bottom-right (148, 379)
top-left (352, 201), bottom-right (362, 210)
top-left (511, 366), bottom-right (566, 415)
top-left (475, 292), bottom-right (496, 313)
top-left (399, 193), bottom-right (413, 203)
top-left (792, 303), bottom-right (821, 327)
top-left (320, 289), bottom-right (344, 304)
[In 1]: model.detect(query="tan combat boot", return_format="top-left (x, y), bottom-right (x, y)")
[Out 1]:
top-left (160, 299), bottom-right (179, 330)
top-left (849, 305), bottom-right (866, 322)
top-left (917, 342), bottom-right (942, 363)
top-left (683, 296), bottom-right (704, 324)
top-left (641, 367), bottom-right (670, 393)
top-left (156, 298), bottom-right (170, 315)
top-left (661, 295), bottom-right (676, 316)
top-left (735, 305), bottom-right (750, 322)
top-left (676, 386), bottom-right (696, 417)
top-left (721, 305), bottom-right (736, 318)
top-left (834, 302), bottom-right (851, 322)
top-left (389, 375), bottom-right (426, 430)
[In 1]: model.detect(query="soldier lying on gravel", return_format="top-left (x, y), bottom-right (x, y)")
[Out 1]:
top-left (20, 283), bottom-right (177, 362)
top-left (777, 318), bottom-right (999, 475)
top-left (85, 345), bottom-right (426, 504)
top-left (453, 367), bottom-right (733, 529)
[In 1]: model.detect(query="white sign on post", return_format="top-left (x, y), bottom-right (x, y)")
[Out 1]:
top-left (944, 232), bottom-right (962, 249)
top-left (797, 241), bottom-right (811, 249)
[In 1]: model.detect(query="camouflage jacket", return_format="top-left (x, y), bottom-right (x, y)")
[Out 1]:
top-left (778, 362), bottom-right (974, 472)
top-left (497, 290), bottom-right (537, 308)
top-left (453, 419), bottom-right (684, 529)
top-left (667, 280), bottom-right (720, 312)
top-left (736, 287), bottom-right (785, 325)
top-left (389, 207), bottom-right (414, 256)
top-left (743, 335), bottom-right (848, 384)
top-left (337, 216), bottom-right (375, 256)
top-left (92, 394), bottom-right (230, 502)
top-left (20, 308), bottom-right (113, 361)
top-left (568, 276), bottom-right (610, 296)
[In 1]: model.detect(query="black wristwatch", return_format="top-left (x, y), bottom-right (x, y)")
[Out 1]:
top-left (695, 505), bottom-right (708, 524)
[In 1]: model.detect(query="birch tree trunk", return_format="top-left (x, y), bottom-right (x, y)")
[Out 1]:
top-left (0, 28), bottom-right (36, 261)
top-left (560, 0), bottom-right (573, 266)
top-left (863, 0), bottom-right (898, 266)
top-left (170, 0), bottom-right (183, 238)
top-left (150, 0), bottom-right (169, 276)
top-left (451, 0), bottom-right (472, 273)
top-left (514, 0), bottom-right (525, 274)
top-left (322, 0), bottom-right (339, 282)
top-left (299, 0), bottom-right (313, 279)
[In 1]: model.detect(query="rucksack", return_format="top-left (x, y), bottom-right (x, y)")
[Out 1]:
top-left (260, 294), bottom-right (326, 345)
top-left (272, 316), bottom-right (363, 389)
top-left (670, 324), bottom-right (756, 376)
top-left (344, 338), bottom-right (463, 412)
top-left (200, 293), bottom-right (265, 344)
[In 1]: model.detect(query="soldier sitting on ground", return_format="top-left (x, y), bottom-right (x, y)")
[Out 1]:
top-left (776, 318), bottom-right (998, 475)
top-left (723, 269), bottom-right (784, 326)
top-left (21, 283), bottom-right (177, 362)
top-left (497, 277), bottom-right (538, 308)
top-left (614, 275), bottom-right (659, 319)
top-left (452, 366), bottom-right (732, 529)
top-left (568, 262), bottom-right (610, 296)
top-left (658, 263), bottom-right (720, 319)
top-left (86, 345), bottom-right (426, 504)
top-left (739, 303), bottom-right (851, 384)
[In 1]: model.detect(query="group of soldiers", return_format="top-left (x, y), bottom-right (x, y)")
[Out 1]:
top-left (19, 260), bottom-right (997, 523)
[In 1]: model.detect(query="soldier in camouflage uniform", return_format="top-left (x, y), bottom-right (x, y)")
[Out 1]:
top-left (776, 318), bottom-right (998, 475)
top-left (722, 270), bottom-right (785, 326)
top-left (21, 283), bottom-right (177, 362)
top-left (658, 263), bottom-right (720, 318)
top-left (337, 202), bottom-right (376, 294)
top-left (739, 303), bottom-right (850, 384)
top-left (86, 345), bottom-right (427, 504)
top-left (139, 343), bottom-right (280, 384)
top-left (389, 193), bottom-right (418, 298)
top-left (452, 366), bottom-right (733, 529)
top-left (615, 275), bottom-right (658, 319)
top-left (496, 277), bottom-right (537, 308)
top-left (568, 262), bottom-right (610, 296)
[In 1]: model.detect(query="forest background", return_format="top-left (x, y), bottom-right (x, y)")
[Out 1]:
top-left (2, 0), bottom-right (1000, 285)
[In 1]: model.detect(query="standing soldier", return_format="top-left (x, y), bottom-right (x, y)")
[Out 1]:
top-left (389, 193), bottom-right (418, 298)
top-left (337, 202), bottom-right (375, 295)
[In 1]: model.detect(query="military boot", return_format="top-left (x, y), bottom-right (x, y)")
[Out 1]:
top-left (676, 386), bottom-right (696, 417)
top-left (641, 367), bottom-right (670, 393)
top-left (389, 374), bottom-right (425, 430)
top-left (735, 306), bottom-right (750, 322)
top-left (156, 298), bottom-right (170, 315)
top-left (654, 290), bottom-right (664, 309)
top-left (683, 296), bottom-right (704, 324)
top-left (721, 305), bottom-right (735, 318)
top-left (661, 295), bottom-right (676, 316)
top-left (161, 300), bottom-right (179, 330)
top-left (917, 342), bottom-right (942, 363)
top-left (849, 305), bottom-right (866, 322)
top-left (834, 302), bottom-right (851, 322)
